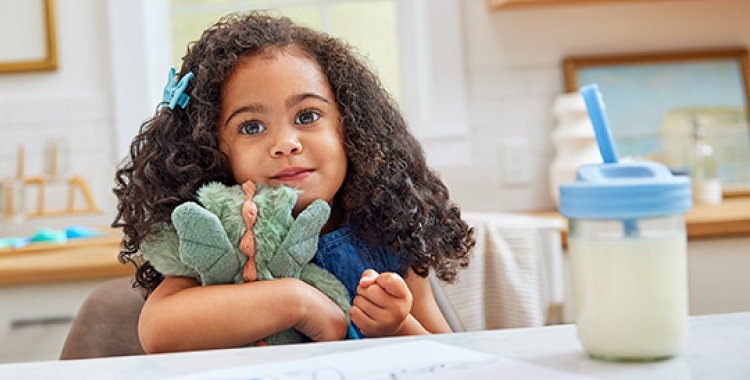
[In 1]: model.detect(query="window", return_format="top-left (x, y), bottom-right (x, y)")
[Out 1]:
top-left (108, 0), bottom-right (468, 165)
top-left (170, 0), bottom-right (401, 104)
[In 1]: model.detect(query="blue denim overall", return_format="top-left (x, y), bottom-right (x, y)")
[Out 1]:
top-left (314, 225), bottom-right (405, 339)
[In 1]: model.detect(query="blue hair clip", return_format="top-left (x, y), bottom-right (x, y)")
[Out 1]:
top-left (162, 68), bottom-right (195, 110)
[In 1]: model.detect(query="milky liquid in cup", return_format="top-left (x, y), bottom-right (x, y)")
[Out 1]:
top-left (569, 234), bottom-right (688, 360)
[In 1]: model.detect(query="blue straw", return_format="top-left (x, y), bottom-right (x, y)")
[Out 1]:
top-left (580, 84), bottom-right (620, 164)
top-left (579, 84), bottom-right (639, 236)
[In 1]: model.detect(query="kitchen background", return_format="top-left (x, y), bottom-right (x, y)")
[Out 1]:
top-left (1, 0), bottom-right (749, 364)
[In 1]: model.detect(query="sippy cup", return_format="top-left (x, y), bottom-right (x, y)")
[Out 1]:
top-left (559, 85), bottom-right (693, 361)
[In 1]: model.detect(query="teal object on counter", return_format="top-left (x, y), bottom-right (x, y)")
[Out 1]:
top-left (0, 226), bottom-right (104, 251)
top-left (0, 237), bottom-right (15, 250)
top-left (30, 228), bottom-right (68, 244)
top-left (66, 225), bottom-right (104, 239)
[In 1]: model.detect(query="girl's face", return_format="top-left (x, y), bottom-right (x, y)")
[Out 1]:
top-left (218, 48), bottom-right (347, 215)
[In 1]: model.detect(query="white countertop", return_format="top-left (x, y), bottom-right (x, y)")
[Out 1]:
top-left (1, 312), bottom-right (748, 379)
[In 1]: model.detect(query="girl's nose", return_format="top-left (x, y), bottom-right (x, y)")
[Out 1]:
top-left (271, 130), bottom-right (303, 157)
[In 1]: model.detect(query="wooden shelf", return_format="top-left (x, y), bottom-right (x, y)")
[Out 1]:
top-left (487, 0), bottom-right (702, 11)
top-left (683, 196), bottom-right (750, 238)
top-left (531, 196), bottom-right (750, 248)
top-left (0, 227), bottom-right (133, 286)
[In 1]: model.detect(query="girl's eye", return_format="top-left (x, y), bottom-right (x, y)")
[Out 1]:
top-left (295, 110), bottom-right (320, 125)
top-left (239, 121), bottom-right (266, 135)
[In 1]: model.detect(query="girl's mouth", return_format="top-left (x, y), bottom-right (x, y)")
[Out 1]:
top-left (272, 167), bottom-right (314, 182)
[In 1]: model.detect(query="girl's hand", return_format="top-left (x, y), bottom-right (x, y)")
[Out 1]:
top-left (292, 279), bottom-right (350, 342)
top-left (350, 269), bottom-right (413, 337)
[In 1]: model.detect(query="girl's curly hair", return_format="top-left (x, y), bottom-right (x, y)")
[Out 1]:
top-left (113, 11), bottom-right (474, 294)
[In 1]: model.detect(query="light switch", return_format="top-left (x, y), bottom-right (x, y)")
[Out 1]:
top-left (502, 137), bottom-right (532, 185)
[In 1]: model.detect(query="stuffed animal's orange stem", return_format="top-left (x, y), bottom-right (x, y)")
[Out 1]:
top-left (240, 181), bottom-right (259, 282)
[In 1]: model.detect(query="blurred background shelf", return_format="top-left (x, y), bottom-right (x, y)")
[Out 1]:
top-left (0, 227), bottom-right (133, 353)
top-left (534, 196), bottom-right (750, 247)
top-left (0, 227), bottom-right (131, 286)
top-left (487, 0), bottom-right (708, 11)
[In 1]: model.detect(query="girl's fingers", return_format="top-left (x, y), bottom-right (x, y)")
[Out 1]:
top-left (375, 272), bottom-right (411, 299)
top-left (358, 269), bottom-right (379, 287)
top-left (351, 296), bottom-right (391, 332)
top-left (349, 302), bottom-right (376, 331)
top-left (356, 280), bottom-right (392, 308)
top-left (351, 296), bottom-right (378, 320)
top-left (351, 293), bottom-right (407, 337)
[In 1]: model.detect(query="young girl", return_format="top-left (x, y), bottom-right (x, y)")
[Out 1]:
top-left (113, 11), bottom-right (475, 353)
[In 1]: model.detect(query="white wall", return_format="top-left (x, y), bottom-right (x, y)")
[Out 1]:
top-left (0, 0), bottom-right (116, 236)
top-left (443, 0), bottom-right (750, 213)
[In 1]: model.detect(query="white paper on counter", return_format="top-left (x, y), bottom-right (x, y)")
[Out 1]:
top-left (165, 340), bottom-right (594, 380)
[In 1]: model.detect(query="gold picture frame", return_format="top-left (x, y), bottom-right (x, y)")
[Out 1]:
top-left (563, 48), bottom-right (750, 197)
top-left (0, 0), bottom-right (58, 74)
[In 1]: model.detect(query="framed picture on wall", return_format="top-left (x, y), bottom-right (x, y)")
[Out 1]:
top-left (563, 48), bottom-right (750, 196)
top-left (0, 0), bottom-right (57, 74)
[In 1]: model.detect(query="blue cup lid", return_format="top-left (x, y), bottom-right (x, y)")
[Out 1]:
top-left (559, 161), bottom-right (692, 219)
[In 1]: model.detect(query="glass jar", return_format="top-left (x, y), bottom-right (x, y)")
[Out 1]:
top-left (1, 177), bottom-right (27, 224)
top-left (43, 136), bottom-right (71, 178)
top-left (560, 162), bottom-right (692, 361)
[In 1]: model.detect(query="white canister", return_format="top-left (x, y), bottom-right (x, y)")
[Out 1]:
top-left (549, 92), bottom-right (601, 207)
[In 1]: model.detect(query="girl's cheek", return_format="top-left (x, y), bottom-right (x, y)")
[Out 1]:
top-left (292, 198), bottom-right (309, 216)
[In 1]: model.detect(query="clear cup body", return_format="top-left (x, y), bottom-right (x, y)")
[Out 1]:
top-left (568, 214), bottom-right (688, 361)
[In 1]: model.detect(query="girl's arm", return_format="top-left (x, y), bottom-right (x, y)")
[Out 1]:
top-left (138, 276), bottom-right (349, 353)
top-left (400, 269), bottom-right (452, 335)
top-left (350, 269), bottom-right (452, 337)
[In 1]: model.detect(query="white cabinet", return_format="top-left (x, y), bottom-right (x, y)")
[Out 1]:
top-left (687, 236), bottom-right (750, 315)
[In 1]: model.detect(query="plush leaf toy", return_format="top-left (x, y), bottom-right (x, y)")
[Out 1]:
top-left (141, 181), bottom-right (355, 345)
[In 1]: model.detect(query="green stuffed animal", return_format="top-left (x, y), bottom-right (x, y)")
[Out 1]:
top-left (141, 181), bottom-right (353, 345)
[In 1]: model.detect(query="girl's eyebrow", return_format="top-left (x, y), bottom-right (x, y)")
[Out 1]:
top-left (224, 103), bottom-right (270, 128)
top-left (286, 92), bottom-right (329, 109)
